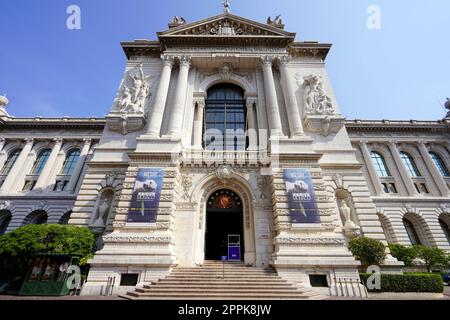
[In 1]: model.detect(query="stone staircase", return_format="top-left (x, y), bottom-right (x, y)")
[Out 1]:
top-left (121, 261), bottom-right (323, 300)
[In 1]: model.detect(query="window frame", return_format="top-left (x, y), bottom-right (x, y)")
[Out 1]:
top-left (400, 151), bottom-right (421, 177)
top-left (31, 149), bottom-right (52, 175)
top-left (0, 149), bottom-right (22, 175)
top-left (61, 148), bottom-right (81, 175)
top-left (370, 151), bottom-right (391, 177)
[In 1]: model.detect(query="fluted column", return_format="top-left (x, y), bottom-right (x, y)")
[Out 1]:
top-left (387, 140), bottom-right (418, 196)
top-left (34, 138), bottom-right (63, 191)
top-left (417, 141), bottom-right (450, 197)
top-left (278, 56), bottom-right (304, 137)
top-left (359, 140), bottom-right (383, 196)
top-left (146, 55), bottom-right (174, 137)
top-left (261, 56), bottom-right (283, 137)
top-left (65, 138), bottom-right (92, 193)
top-left (246, 98), bottom-right (258, 150)
top-left (167, 56), bottom-right (191, 139)
top-left (0, 138), bottom-right (7, 170)
top-left (1, 138), bottom-right (34, 192)
top-left (193, 99), bottom-right (205, 149)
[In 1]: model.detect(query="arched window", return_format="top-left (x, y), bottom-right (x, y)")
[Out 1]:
top-left (429, 152), bottom-right (449, 177)
top-left (204, 84), bottom-right (246, 151)
top-left (370, 152), bottom-right (391, 177)
top-left (0, 211), bottom-right (12, 236)
top-left (31, 149), bottom-right (51, 175)
top-left (61, 149), bottom-right (81, 175)
top-left (439, 218), bottom-right (450, 245)
top-left (60, 211), bottom-right (72, 225)
top-left (403, 217), bottom-right (422, 245)
top-left (1, 149), bottom-right (22, 175)
top-left (25, 210), bottom-right (48, 225)
top-left (400, 152), bottom-right (421, 177)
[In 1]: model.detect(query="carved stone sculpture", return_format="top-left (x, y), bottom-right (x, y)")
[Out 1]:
top-left (444, 98), bottom-right (450, 118)
top-left (118, 65), bottom-right (151, 114)
top-left (303, 75), bottom-right (335, 115)
top-left (339, 199), bottom-right (360, 238)
top-left (170, 16), bottom-right (186, 26)
top-left (0, 94), bottom-right (9, 116)
top-left (93, 192), bottom-right (113, 228)
top-left (267, 15), bottom-right (283, 26)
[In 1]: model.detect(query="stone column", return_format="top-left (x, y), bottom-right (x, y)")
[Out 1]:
top-left (417, 141), bottom-right (450, 197)
top-left (65, 138), bottom-right (92, 193)
top-left (387, 140), bottom-right (418, 196)
top-left (246, 98), bottom-right (258, 150)
top-left (0, 138), bottom-right (7, 170)
top-left (278, 56), bottom-right (304, 137)
top-left (34, 138), bottom-right (63, 191)
top-left (193, 99), bottom-right (205, 149)
top-left (167, 56), bottom-right (191, 139)
top-left (146, 55), bottom-right (174, 137)
top-left (1, 138), bottom-right (34, 192)
top-left (359, 140), bottom-right (383, 196)
top-left (261, 56), bottom-right (283, 137)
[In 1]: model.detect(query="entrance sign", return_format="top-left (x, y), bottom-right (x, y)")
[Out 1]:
top-left (284, 169), bottom-right (321, 223)
top-left (227, 234), bottom-right (241, 261)
top-left (127, 168), bottom-right (165, 223)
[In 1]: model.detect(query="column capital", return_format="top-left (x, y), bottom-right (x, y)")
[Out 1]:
top-left (194, 99), bottom-right (205, 109)
top-left (358, 138), bottom-right (368, 145)
top-left (277, 55), bottom-right (290, 66)
top-left (246, 98), bottom-right (258, 109)
top-left (260, 55), bottom-right (274, 66)
top-left (161, 54), bottom-right (175, 67)
top-left (177, 55), bottom-right (191, 67)
top-left (24, 138), bottom-right (34, 145)
top-left (387, 139), bottom-right (398, 146)
top-left (82, 138), bottom-right (93, 145)
top-left (53, 138), bottom-right (63, 145)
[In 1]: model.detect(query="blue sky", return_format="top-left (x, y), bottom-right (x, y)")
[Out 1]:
top-left (0, 0), bottom-right (449, 120)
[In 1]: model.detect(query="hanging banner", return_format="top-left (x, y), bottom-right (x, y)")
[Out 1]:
top-left (127, 168), bottom-right (165, 223)
top-left (284, 168), bottom-right (321, 224)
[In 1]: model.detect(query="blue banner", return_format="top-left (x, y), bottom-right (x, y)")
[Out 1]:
top-left (127, 168), bottom-right (165, 223)
top-left (284, 168), bottom-right (321, 224)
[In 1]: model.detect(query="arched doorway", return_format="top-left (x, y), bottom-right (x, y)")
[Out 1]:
top-left (205, 189), bottom-right (245, 260)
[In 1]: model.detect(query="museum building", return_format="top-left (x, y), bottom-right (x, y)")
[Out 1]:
top-left (0, 8), bottom-right (449, 297)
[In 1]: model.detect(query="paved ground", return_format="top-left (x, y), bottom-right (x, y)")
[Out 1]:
top-left (1, 285), bottom-right (448, 300)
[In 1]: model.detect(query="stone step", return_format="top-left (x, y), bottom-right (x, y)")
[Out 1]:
top-left (148, 281), bottom-right (290, 287)
top-left (173, 267), bottom-right (276, 272)
top-left (169, 272), bottom-right (277, 276)
top-left (123, 292), bottom-right (318, 299)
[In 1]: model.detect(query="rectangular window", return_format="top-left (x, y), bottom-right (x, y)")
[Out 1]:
top-left (309, 275), bottom-right (329, 287)
top-left (120, 274), bottom-right (139, 286)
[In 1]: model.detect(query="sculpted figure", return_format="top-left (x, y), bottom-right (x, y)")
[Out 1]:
top-left (304, 75), bottom-right (335, 115)
top-left (118, 65), bottom-right (150, 114)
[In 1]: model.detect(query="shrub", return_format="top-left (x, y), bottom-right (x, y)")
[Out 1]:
top-left (388, 243), bottom-right (418, 267)
top-left (0, 224), bottom-right (95, 280)
top-left (360, 273), bottom-right (444, 293)
top-left (414, 245), bottom-right (450, 272)
top-left (349, 237), bottom-right (386, 268)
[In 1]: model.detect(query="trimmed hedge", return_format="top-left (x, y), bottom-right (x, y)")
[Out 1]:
top-left (360, 273), bottom-right (444, 293)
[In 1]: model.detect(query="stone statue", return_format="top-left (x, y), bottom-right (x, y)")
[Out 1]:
top-left (267, 15), bottom-right (282, 26)
top-left (444, 98), bottom-right (450, 118)
top-left (303, 75), bottom-right (335, 115)
top-left (339, 199), bottom-right (360, 238)
top-left (171, 16), bottom-right (186, 26)
top-left (93, 194), bottom-right (112, 227)
top-left (118, 65), bottom-right (151, 114)
top-left (222, 0), bottom-right (231, 14)
top-left (0, 94), bottom-right (9, 116)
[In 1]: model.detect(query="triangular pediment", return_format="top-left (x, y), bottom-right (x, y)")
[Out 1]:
top-left (158, 13), bottom-right (296, 39)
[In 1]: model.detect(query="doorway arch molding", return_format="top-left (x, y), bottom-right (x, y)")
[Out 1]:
top-left (191, 170), bottom-right (258, 265)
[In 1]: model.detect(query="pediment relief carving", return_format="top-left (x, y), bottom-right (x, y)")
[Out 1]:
top-left (159, 14), bottom-right (294, 38)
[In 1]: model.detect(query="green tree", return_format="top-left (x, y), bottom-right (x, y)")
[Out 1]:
top-left (0, 224), bottom-right (95, 280)
top-left (388, 243), bottom-right (418, 267)
top-left (349, 237), bottom-right (386, 269)
top-left (414, 245), bottom-right (450, 273)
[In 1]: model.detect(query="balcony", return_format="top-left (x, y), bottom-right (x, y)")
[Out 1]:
top-left (180, 149), bottom-right (271, 166)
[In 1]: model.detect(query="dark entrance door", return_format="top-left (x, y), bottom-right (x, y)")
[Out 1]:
top-left (205, 189), bottom-right (244, 261)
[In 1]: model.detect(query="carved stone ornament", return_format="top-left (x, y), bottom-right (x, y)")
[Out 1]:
top-left (267, 15), bottom-right (284, 29)
top-left (215, 165), bottom-right (235, 183)
top-left (0, 200), bottom-right (11, 211)
top-left (103, 233), bottom-right (173, 244)
top-left (118, 64), bottom-right (151, 115)
top-left (275, 235), bottom-right (345, 245)
top-left (302, 74), bottom-right (335, 115)
top-left (106, 171), bottom-right (118, 187)
top-left (0, 94), bottom-right (9, 116)
top-left (106, 113), bottom-right (147, 135)
top-left (210, 19), bottom-right (243, 36)
top-left (332, 174), bottom-right (344, 189)
top-left (256, 176), bottom-right (271, 199)
top-left (169, 16), bottom-right (186, 28)
top-left (181, 174), bottom-right (193, 201)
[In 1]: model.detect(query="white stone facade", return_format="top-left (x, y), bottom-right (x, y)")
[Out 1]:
top-left (1, 11), bottom-right (449, 297)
